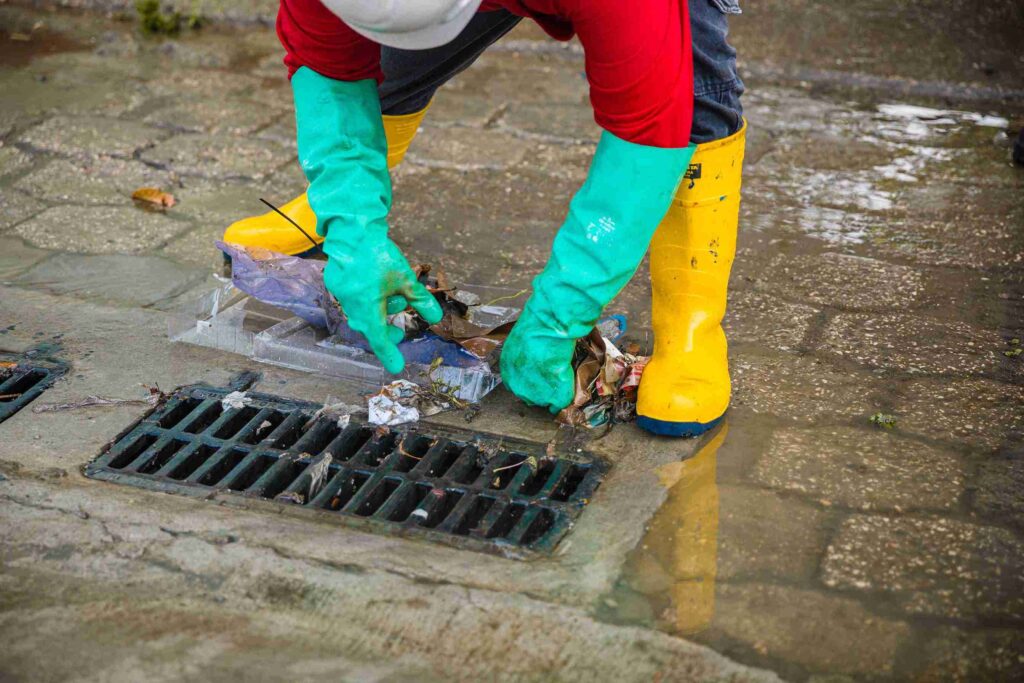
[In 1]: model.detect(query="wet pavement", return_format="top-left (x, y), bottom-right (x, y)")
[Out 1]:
top-left (1, 3), bottom-right (1023, 681)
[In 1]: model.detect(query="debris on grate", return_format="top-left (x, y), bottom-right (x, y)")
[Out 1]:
top-left (0, 351), bottom-right (69, 424)
top-left (86, 381), bottom-right (608, 557)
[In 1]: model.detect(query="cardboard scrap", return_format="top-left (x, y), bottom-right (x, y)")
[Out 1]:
top-left (557, 330), bottom-right (650, 429)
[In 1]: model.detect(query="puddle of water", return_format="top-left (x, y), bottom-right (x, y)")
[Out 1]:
top-left (598, 397), bottom-right (1024, 682)
top-left (598, 424), bottom-right (726, 637)
top-left (0, 26), bottom-right (88, 68)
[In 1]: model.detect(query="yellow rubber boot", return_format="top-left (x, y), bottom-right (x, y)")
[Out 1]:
top-left (222, 105), bottom-right (431, 256)
top-left (636, 122), bottom-right (746, 437)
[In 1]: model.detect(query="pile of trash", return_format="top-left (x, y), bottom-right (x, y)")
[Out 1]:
top-left (216, 242), bottom-right (649, 430)
top-left (556, 330), bottom-right (648, 429)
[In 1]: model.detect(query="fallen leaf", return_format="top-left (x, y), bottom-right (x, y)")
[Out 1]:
top-left (131, 187), bottom-right (176, 208)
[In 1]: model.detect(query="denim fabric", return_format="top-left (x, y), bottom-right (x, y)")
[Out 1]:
top-left (379, 11), bottom-right (522, 116)
top-left (689, 0), bottom-right (745, 142)
top-left (379, 1), bottom-right (743, 144)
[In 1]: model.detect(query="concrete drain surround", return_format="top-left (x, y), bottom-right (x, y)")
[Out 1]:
top-left (86, 384), bottom-right (607, 555)
top-left (0, 352), bottom-right (68, 423)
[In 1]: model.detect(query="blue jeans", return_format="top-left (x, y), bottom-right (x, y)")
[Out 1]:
top-left (379, 0), bottom-right (744, 144)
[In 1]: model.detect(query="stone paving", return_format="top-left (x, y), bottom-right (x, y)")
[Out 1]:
top-left (1, 2), bottom-right (1023, 682)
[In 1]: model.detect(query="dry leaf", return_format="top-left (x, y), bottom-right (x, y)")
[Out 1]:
top-left (131, 187), bottom-right (176, 208)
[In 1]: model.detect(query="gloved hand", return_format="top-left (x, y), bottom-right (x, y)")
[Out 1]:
top-left (292, 67), bottom-right (442, 373)
top-left (500, 131), bottom-right (695, 412)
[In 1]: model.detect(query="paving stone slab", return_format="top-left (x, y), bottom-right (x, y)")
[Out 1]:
top-left (731, 352), bottom-right (882, 424)
top-left (0, 145), bottom-right (36, 179)
top-left (14, 253), bottom-right (206, 306)
top-left (500, 102), bottom-right (601, 143)
top-left (820, 312), bottom-right (1011, 377)
top-left (139, 68), bottom-right (269, 101)
top-left (251, 114), bottom-right (298, 149)
top-left (759, 252), bottom-right (926, 311)
top-left (0, 190), bottom-right (47, 232)
top-left (0, 63), bottom-right (147, 120)
top-left (143, 98), bottom-right (283, 136)
top-left (725, 289), bottom-right (818, 352)
top-left (445, 52), bottom-right (589, 106)
top-left (754, 427), bottom-right (963, 511)
top-left (741, 193), bottom-right (878, 247)
top-left (14, 158), bottom-right (174, 206)
top-left (408, 126), bottom-right (526, 171)
top-left (140, 132), bottom-right (292, 180)
top-left (425, 90), bottom-right (505, 128)
top-left (163, 175), bottom-right (276, 226)
top-left (897, 377), bottom-right (1024, 454)
top-left (700, 583), bottom-right (910, 677)
top-left (821, 515), bottom-right (1024, 622)
top-left (17, 115), bottom-right (167, 159)
top-left (971, 457), bottom-right (1024, 530)
top-left (865, 184), bottom-right (1024, 270)
top-left (0, 479), bottom-right (778, 683)
top-left (14, 205), bottom-right (190, 254)
top-left (769, 132), bottom-right (898, 173)
top-left (717, 486), bottom-right (832, 581)
top-left (0, 236), bottom-right (53, 282)
top-left (907, 626), bottom-right (1024, 682)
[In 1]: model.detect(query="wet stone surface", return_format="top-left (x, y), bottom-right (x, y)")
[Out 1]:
top-left (17, 115), bottom-right (169, 159)
top-left (819, 312), bottom-right (1014, 378)
top-left (821, 515), bottom-right (1024, 622)
top-left (15, 157), bottom-right (174, 205)
top-left (758, 252), bottom-right (926, 311)
top-left (14, 205), bottom-right (190, 254)
top-left (754, 427), bottom-right (964, 512)
top-left (698, 583), bottom-right (911, 678)
top-left (139, 132), bottom-right (293, 180)
top-left (15, 253), bottom-right (207, 306)
top-left (896, 377), bottom-right (1024, 454)
top-left (1, 3), bottom-right (1023, 682)
top-left (730, 352), bottom-right (882, 423)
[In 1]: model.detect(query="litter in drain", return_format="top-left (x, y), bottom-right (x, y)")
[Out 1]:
top-left (86, 383), bottom-right (608, 556)
top-left (0, 352), bottom-right (68, 424)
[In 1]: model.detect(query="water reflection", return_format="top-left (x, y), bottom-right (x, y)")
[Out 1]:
top-left (601, 423), bottom-right (726, 636)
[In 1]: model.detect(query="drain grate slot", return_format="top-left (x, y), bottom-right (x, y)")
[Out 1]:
top-left (213, 407), bottom-right (261, 439)
top-left (225, 454), bottom-right (276, 492)
top-left (109, 433), bottom-right (159, 470)
top-left (136, 439), bottom-right (189, 475)
top-left (353, 477), bottom-right (401, 517)
top-left (167, 444), bottom-right (218, 480)
top-left (85, 384), bottom-right (608, 556)
top-left (196, 448), bottom-right (248, 486)
top-left (0, 353), bottom-right (68, 423)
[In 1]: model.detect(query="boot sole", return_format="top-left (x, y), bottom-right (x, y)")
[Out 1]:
top-left (635, 413), bottom-right (724, 438)
top-left (222, 243), bottom-right (323, 266)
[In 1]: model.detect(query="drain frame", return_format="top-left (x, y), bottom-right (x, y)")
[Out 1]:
top-left (0, 352), bottom-right (68, 424)
top-left (86, 383), bottom-right (608, 557)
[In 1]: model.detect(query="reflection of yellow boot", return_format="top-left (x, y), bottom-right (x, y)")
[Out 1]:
top-left (222, 105), bottom-right (431, 256)
top-left (625, 423), bottom-right (725, 635)
top-left (637, 122), bottom-right (746, 437)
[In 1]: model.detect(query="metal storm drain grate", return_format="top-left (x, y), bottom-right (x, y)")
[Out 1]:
top-left (0, 352), bottom-right (68, 424)
top-left (86, 383), bottom-right (607, 556)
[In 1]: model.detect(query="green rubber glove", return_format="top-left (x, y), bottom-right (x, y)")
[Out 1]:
top-left (500, 131), bottom-right (696, 412)
top-left (292, 67), bottom-right (442, 374)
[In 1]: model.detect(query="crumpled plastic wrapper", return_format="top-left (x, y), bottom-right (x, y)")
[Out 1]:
top-left (557, 330), bottom-right (649, 429)
top-left (217, 241), bottom-right (343, 332)
top-left (217, 243), bottom-right (517, 370)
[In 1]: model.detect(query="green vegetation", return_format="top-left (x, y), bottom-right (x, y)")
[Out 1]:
top-left (869, 412), bottom-right (898, 429)
top-left (136, 0), bottom-right (203, 35)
